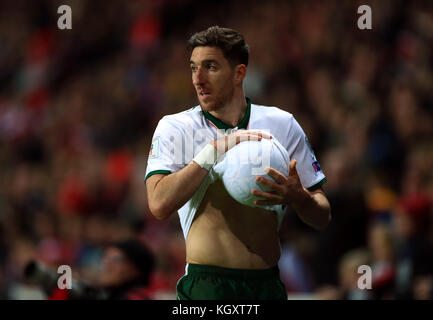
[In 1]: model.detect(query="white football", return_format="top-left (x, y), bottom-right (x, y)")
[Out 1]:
top-left (213, 137), bottom-right (290, 210)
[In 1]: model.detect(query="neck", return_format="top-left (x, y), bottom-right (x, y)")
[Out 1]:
top-left (209, 89), bottom-right (247, 128)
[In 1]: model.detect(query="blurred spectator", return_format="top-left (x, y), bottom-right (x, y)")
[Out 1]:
top-left (97, 239), bottom-right (155, 300)
top-left (367, 222), bottom-right (396, 299)
top-left (26, 238), bottom-right (155, 300)
top-left (315, 248), bottom-right (372, 300)
top-left (392, 193), bottom-right (433, 299)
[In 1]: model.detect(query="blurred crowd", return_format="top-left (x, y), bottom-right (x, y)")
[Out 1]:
top-left (0, 0), bottom-right (432, 299)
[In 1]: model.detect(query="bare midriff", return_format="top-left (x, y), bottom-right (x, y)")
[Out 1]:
top-left (186, 179), bottom-right (281, 269)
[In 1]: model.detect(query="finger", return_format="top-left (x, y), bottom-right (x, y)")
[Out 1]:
top-left (237, 134), bottom-right (262, 143)
top-left (266, 167), bottom-right (287, 184)
top-left (242, 133), bottom-right (262, 140)
top-left (254, 199), bottom-right (284, 206)
top-left (256, 176), bottom-right (283, 192)
top-left (233, 131), bottom-right (271, 145)
top-left (251, 189), bottom-right (282, 201)
top-left (289, 159), bottom-right (299, 177)
top-left (245, 130), bottom-right (272, 139)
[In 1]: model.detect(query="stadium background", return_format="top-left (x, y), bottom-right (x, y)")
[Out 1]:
top-left (0, 0), bottom-right (432, 299)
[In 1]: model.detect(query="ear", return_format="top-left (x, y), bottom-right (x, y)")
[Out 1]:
top-left (234, 64), bottom-right (247, 85)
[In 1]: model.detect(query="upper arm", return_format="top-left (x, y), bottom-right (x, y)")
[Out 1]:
top-left (146, 173), bottom-right (168, 196)
top-left (308, 187), bottom-right (331, 218)
top-left (145, 173), bottom-right (170, 219)
top-left (309, 186), bottom-right (325, 196)
top-left (286, 117), bottom-right (327, 191)
top-left (145, 117), bottom-right (185, 183)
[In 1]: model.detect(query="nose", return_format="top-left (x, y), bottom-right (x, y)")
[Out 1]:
top-left (192, 67), bottom-right (206, 87)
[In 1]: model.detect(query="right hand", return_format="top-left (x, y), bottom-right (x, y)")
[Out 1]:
top-left (211, 130), bottom-right (272, 155)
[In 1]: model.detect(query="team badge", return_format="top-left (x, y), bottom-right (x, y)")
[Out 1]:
top-left (149, 137), bottom-right (160, 159)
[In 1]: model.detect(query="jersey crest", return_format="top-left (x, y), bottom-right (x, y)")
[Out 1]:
top-left (149, 137), bottom-right (160, 159)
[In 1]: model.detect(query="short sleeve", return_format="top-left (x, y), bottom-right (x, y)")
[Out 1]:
top-left (286, 117), bottom-right (326, 191)
top-left (145, 117), bottom-right (186, 181)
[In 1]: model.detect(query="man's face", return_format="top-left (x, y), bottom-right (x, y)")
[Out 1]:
top-left (99, 247), bottom-right (140, 287)
top-left (190, 46), bottom-right (236, 111)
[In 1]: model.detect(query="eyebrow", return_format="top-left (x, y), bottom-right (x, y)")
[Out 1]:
top-left (189, 59), bottom-right (220, 65)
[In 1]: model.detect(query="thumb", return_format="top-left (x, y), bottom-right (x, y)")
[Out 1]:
top-left (289, 159), bottom-right (299, 177)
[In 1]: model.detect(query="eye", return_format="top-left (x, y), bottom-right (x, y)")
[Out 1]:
top-left (208, 65), bottom-right (216, 71)
top-left (191, 66), bottom-right (197, 72)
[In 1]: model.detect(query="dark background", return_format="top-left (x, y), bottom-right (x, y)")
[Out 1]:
top-left (0, 0), bottom-right (432, 299)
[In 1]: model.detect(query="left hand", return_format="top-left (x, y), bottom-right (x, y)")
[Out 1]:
top-left (251, 159), bottom-right (309, 206)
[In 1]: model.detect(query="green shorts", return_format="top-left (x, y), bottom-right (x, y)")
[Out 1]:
top-left (176, 263), bottom-right (287, 300)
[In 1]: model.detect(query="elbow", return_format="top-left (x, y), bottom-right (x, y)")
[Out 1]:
top-left (148, 200), bottom-right (172, 220)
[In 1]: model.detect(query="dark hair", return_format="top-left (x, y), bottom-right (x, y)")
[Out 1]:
top-left (188, 26), bottom-right (249, 67)
top-left (112, 239), bottom-right (155, 285)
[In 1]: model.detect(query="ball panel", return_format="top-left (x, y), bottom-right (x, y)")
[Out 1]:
top-left (216, 137), bottom-right (290, 210)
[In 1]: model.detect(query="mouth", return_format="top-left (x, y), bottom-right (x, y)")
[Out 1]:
top-left (198, 90), bottom-right (211, 99)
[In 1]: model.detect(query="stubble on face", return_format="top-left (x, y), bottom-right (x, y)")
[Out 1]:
top-left (206, 79), bottom-right (235, 112)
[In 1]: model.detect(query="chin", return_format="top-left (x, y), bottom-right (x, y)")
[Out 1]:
top-left (198, 98), bottom-right (214, 111)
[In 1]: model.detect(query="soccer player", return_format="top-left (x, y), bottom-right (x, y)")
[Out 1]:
top-left (145, 26), bottom-right (331, 300)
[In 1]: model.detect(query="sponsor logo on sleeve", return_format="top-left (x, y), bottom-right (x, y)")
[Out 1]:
top-left (312, 160), bottom-right (321, 173)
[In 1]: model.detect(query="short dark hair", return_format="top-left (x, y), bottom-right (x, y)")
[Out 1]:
top-left (188, 26), bottom-right (249, 67)
top-left (112, 239), bottom-right (155, 285)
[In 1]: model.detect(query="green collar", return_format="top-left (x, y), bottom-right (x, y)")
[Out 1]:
top-left (202, 97), bottom-right (251, 130)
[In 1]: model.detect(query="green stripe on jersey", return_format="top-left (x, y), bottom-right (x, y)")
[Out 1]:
top-left (202, 97), bottom-right (251, 130)
top-left (307, 177), bottom-right (327, 191)
top-left (145, 170), bottom-right (171, 181)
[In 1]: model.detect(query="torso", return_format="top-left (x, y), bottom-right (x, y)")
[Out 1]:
top-left (147, 101), bottom-right (323, 269)
top-left (186, 179), bottom-right (281, 269)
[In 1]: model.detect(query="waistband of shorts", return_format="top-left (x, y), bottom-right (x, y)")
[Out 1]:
top-left (186, 263), bottom-right (280, 279)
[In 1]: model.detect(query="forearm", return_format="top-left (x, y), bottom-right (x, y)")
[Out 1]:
top-left (146, 131), bottom-right (270, 220)
top-left (291, 188), bottom-right (331, 230)
top-left (147, 162), bottom-right (209, 219)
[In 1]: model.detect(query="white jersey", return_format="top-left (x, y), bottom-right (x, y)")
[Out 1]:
top-left (145, 97), bottom-right (326, 239)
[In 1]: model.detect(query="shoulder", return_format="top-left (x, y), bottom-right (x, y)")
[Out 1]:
top-left (251, 103), bottom-right (296, 128)
top-left (250, 103), bottom-right (306, 145)
top-left (251, 104), bottom-right (293, 119)
top-left (157, 105), bottom-right (202, 129)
